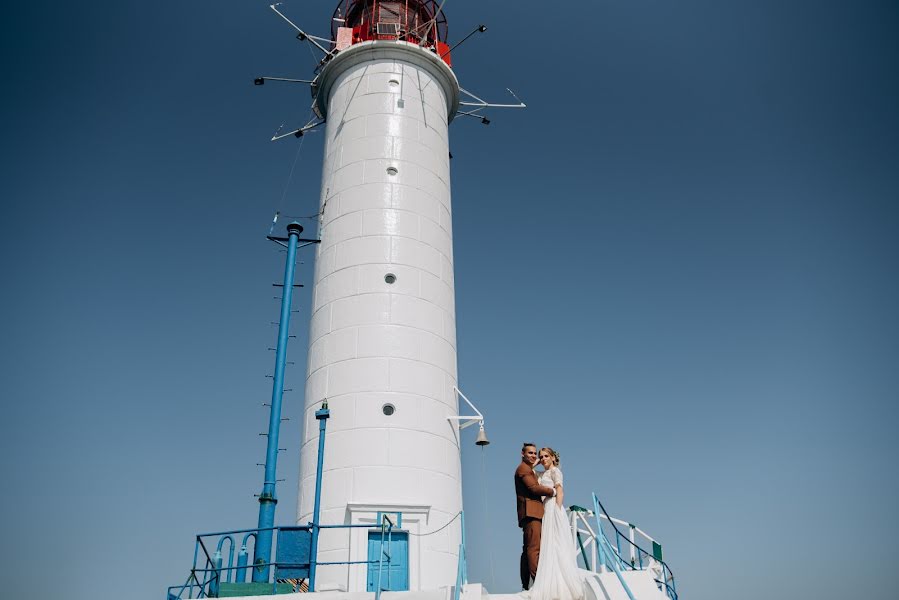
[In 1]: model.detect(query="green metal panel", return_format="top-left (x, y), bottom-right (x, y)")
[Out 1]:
top-left (217, 582), bottom-right (294, 596)
top-left (652, 541), bottom-right (663, 562)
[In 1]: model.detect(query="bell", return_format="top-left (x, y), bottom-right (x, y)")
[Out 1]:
top-left (475, 423), bottom-right (490, 446)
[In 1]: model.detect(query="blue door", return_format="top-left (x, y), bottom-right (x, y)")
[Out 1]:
top-left (366, 531), bottom-right (409, 591)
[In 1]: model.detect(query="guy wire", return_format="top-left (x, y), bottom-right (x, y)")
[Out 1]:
top-left (276, 125), bottom-right (308, 215)
top-left (480, 446), bottom-right (496, 590)
top-left (274, 38), bottom-right (323, 218)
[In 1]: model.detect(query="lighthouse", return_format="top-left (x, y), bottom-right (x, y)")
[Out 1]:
top-left (161, 5), bottom-right (684, 599)
top-left (161, 4), bottom-right (684, 598)
top-left (297, 0), bottom-right (463, 593)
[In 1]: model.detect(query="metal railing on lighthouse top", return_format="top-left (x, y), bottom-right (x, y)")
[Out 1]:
top-left (567, 493), bottom-right (678, 600)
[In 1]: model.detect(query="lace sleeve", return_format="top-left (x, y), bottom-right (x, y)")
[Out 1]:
top-left (551, 467), bottom-right (563, 487)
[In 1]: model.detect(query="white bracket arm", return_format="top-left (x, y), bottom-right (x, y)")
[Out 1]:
top-left (255, 76), bottom-right (314, 85)
top-left (446, 386), bottom-right (485, 430)
top-left (271, 118), bottom-right (325, 141)
top-left (270, 3), bottom-right (334, 57)
top-left (459, 87), bottom-right (527, 109)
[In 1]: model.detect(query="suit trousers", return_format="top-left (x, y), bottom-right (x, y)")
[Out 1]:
top-left (520, 517), bottom-right (542, 589)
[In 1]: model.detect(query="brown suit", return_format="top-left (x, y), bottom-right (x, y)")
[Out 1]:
top-left (515, 462), bottom-right (555, 589)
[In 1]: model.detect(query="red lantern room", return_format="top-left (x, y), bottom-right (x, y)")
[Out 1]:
top-left (330, 0), bottom-right (452, 66)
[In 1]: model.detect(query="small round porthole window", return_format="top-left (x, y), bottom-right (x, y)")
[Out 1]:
top-left (384, 273), bottom-right (396, 284)
top-left (388, 79), bottom-right (400, 87)
top-left (382, 403), bottom-right (396, 416)
top-left (386, 166), bottom-right (398, 176)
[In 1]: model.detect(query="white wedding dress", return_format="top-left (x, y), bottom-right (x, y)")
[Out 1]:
top-left (526, 467), bottom-right (586, 600)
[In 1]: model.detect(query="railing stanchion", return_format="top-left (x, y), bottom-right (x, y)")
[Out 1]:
top-left (376, 523), bottom-right (384, 600)
top-left (593, 493), bottom-right (636, 600)
top-left (386, 518), bottom-right (393, 591)
top-left (576, 531), bottom-right (591, 571)
top-left (191, 538), bottom-right (200, 591)
top-left (308, 400), bottom-right (331, 591)
top-left (461, 510), bottom-right (467, 585)
top-left (629, 525), bottom-right (636, 567)
top-left (373, 514), bottom-right (395, 600)
top-left (453, 511), bottom-right (466, 600)
top-left (596, 515), bottom-right (606, 572)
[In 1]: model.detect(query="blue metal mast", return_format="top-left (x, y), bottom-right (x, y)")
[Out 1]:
top-left (252, 221), bottom-right (303, 582)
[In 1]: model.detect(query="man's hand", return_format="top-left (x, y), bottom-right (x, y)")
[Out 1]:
top-left (519, 466), bottom-right (555, 498)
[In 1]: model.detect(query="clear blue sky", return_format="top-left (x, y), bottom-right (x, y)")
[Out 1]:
top-left (1, 1), bottom-right (897, 599)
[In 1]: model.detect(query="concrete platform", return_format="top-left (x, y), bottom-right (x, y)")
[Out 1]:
top-left (201, 576), bottom-right (666, 600)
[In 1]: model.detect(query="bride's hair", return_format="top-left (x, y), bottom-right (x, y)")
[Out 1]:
top-left (540, 447), bottom-right (560, 466)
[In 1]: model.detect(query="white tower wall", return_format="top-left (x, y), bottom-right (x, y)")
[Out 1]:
top-left (297, 42), bottom-right (462, 593)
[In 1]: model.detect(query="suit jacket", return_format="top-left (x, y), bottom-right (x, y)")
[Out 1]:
top-left (515, 462), bottom-right (556, 527)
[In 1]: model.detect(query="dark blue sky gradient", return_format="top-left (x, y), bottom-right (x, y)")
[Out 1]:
top-left (1, 2), bottom-right (897, 599)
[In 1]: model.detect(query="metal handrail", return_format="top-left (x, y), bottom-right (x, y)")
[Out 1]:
top-left (571, 510), bottom-right (661, 562)
top-left (592, 494), bottom-right (636, 600)
top-left (592, 495), bottom-right (677, 584)
top-left (167, 519), bottom-right (401, 599)
top-left (570, 499), bottom-right (677, 600)
top-left (375, 514), bottom-right (396, 600)
top-left (452, 510), bottom-right (467, 600)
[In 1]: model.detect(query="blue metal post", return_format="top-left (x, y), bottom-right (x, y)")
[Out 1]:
top-left (454, 511), bottom-right (466, 600)
top-left (460, 510), bottom-right (467, 584)
top-left (592, 493), bottom-right (636, 600)
top-left (237, 532), bottom-right (256, 583)
top-left (236, 545), bottom-right (249, 583)
top-left (210, 551), bottom-right (223, 597)
top-left (596, 516), bottom-right (606, 571)
top-left (252, 222), bottom-right (303, 583)
top-left (376, 519), bottom-right (388, 600)
top-left (307, 400), bottom-right (330, 591)
top-left (615, 530), bottom-right (623, 567)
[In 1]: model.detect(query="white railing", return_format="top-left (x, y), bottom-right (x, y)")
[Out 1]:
top-left (567, 499), bottom-right (677, 600)
top-left (568, 509), bottom-right (660, 573)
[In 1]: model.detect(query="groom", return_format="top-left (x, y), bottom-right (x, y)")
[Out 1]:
top-left (514, 442), bottom-right (556, 590)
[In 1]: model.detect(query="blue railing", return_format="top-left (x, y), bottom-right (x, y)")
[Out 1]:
top-left (573, 493), bottom-right (677, 600)
top-left (453, 511), bottom-right (467, 600)
top-left (374, 514), bottom-right (396, 600)
top-left (166, 519), bottom-right (398, 599)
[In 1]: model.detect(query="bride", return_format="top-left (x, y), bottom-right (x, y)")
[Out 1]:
top-left (527, 447), bottom-right (585, 600)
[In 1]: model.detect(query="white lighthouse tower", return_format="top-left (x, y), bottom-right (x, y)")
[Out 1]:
top-left (297, 0), bottom-right (463, 593)
top-left (161, 5), bottom-right (682, 599)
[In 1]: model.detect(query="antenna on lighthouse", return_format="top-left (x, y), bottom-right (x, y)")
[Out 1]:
top-left (255, 1), bottom-right (528, 143)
